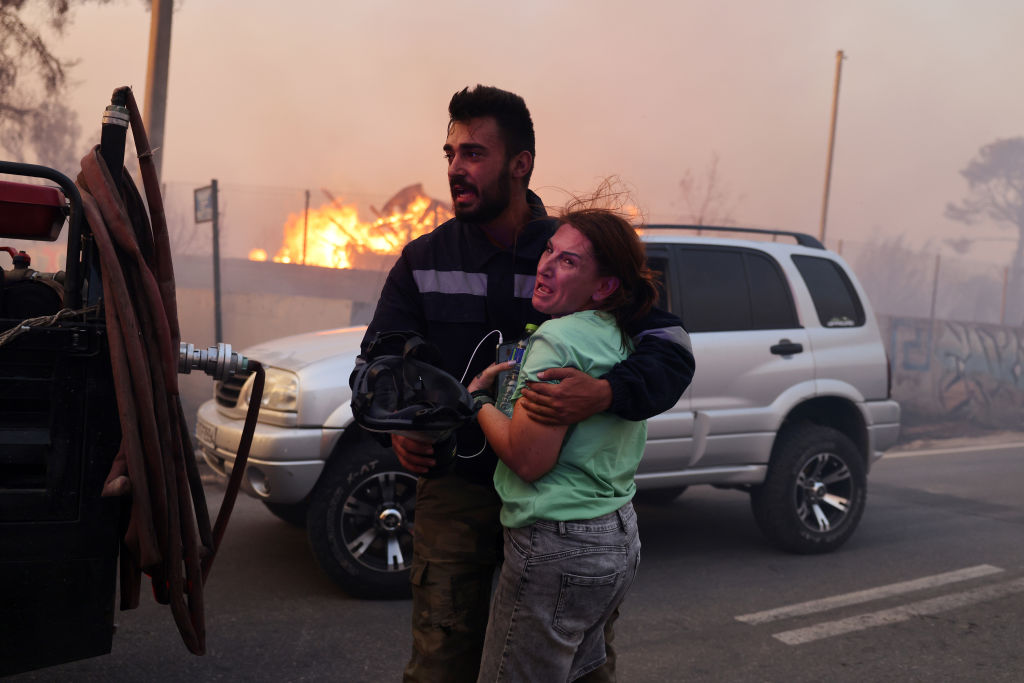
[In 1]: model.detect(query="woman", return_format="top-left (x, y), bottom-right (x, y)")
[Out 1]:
top-left (467, 205), bottom-right (659, 682)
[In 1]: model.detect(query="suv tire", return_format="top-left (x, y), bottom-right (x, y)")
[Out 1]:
top-left (307, 438), bottom-right (416, 599)
top-left (750, 423), bottom-right (865, 554)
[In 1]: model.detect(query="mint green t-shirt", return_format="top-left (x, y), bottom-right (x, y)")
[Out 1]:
top-left (494, 310), bottom-right (647, 528)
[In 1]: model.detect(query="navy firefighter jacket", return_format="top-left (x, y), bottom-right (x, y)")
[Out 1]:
top-left (354, 191), bottom-right (696, 484)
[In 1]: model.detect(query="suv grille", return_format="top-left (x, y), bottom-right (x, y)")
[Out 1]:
top-left (215, 372), bottom-right (251, 408)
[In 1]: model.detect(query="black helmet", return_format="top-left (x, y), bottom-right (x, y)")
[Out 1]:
top-left (351, 332), bottom-right (475, 476)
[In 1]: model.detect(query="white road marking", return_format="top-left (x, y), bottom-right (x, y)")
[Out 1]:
top-left (773, 576), bottom-right (1024, 645)
top-left (736, 564), bottom-right (1003, 625)
top-left (886, 441), bottom-right (1024, 459)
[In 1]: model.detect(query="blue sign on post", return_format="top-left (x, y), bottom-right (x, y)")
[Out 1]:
top-left (194, 185), bottom-right (214, 223)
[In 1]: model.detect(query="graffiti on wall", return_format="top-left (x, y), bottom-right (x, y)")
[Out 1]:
top-left (886, 315), bottom-right (1024, 429)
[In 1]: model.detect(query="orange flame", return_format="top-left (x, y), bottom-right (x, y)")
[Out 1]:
top-left (258, 186), bottom-right (453, 269)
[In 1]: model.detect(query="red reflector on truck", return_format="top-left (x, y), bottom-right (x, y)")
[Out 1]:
top-left (0, 180), bottom-right (67, 241)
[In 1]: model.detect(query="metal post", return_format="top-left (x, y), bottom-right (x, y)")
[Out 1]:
top-left (143, 0), bottom-right (173, 180)
top-left (211, 179), bottom-right (222, 343)
top-left (1000, 266), bottom-right (1009, 325)
top-left (302, 189), bottom-right (310, 265)
top-left (819, 50), bottom-right (845, 244)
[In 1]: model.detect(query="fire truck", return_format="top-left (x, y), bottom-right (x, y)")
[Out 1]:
top-left (1, 88), bottom-right (257, 675)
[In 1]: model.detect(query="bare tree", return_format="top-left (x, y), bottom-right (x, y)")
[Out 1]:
top-left (945, 137), bottom-right (1024, 271)
top-left (0, 0), bottom-right (112, 174)
top-left (840, 233), bottom-right (938, 318)
top-left (676, 153), bottom-right (743, 226)
top-left (6, 100), bottom-right (82, 176)
top-left (164, 187), bottom-right (206, 255)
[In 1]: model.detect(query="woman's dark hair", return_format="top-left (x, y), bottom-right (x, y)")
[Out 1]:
top-left (558, 205), bottom-right (659, 348)
top-left (448, 85), bottom-right (536, 185)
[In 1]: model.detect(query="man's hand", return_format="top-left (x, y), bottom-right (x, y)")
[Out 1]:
top-left (391, 434), bottom-right (435, 474)
top-left (519, 367), bottom-right (612, 426)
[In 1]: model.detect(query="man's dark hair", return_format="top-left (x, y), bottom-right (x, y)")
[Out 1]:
top-left (448, 85), bottom-right (536, 186)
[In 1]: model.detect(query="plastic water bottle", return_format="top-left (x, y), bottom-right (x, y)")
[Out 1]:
top-left (496, 324), bottom-right (538, 414)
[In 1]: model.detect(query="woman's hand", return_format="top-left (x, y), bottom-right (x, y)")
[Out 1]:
top-left (467, 360), bottom-right (513, 395)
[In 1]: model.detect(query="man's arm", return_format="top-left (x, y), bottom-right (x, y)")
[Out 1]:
top-left (351, 251), bottom-right (427, 379)
top-left (604, 307), bottom-right (695, 421)
top-left (519, 307), bottom-right (694, 424)
top-left (348, 250), bottom-right (439, 470)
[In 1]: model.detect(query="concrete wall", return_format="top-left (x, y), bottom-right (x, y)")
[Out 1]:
top-left (880, 315), bottom-right (1024, 431)
top-left (175, 259), bottom-right (390, 427)
top-left (174, 257), bottom-right (390, 344)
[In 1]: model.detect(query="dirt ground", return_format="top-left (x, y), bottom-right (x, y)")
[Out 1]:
top-left (891, 422), bottom-right (1024, 452)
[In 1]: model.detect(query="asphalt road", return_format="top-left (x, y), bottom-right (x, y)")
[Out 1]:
top-left (10, 436), bottom-right (1024, 682)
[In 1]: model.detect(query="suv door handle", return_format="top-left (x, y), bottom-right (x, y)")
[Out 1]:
top-left (770, 339), bottom-right (804, 356)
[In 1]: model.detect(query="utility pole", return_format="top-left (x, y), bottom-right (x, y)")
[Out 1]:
top-left (819, 50), bottom-right (845, 245)
top-left (144, 0), bottom-right (173, 180)
top-left (211, 179), bottom-right (222, 342)
top-left (302, 189), bottom-right (310, 264)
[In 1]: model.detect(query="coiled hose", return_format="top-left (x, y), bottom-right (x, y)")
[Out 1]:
top-left (75, 86), bottom-right (262, 655)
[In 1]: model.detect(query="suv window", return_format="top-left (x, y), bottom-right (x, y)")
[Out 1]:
top-left (647, 254), bottom-right (671, 313)
top-left (672, 246), bottom-right (798, 333)
top-left (792, 254), bottom-right (865, 328)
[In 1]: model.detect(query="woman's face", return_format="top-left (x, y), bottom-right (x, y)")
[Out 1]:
top-left (532, 224), bottom-right (617, 317)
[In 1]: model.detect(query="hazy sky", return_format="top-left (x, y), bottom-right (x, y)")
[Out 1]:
top-left (53, 0), bottom-right (1024, 263)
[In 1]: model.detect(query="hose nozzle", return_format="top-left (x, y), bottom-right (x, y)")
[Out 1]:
top-left (179, 342), bottom-right (249, 381)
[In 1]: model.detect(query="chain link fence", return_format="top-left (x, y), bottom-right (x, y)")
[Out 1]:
top-left (836, 238), bottom-right (1023, 328)
top-left (161, 181), bottom-right (402, 262)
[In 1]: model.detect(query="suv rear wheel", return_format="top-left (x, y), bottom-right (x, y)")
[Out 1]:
top-left (750, 423), bottom-right (865, 554)
top-left (307, 438), bottom-right (416, 599)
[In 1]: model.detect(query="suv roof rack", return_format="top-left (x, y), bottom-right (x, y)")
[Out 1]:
top-left (644, 224), bottom-right (825, 250)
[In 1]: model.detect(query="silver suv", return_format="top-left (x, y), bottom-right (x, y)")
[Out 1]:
top-left (195, 226), bottom-right (900, 598)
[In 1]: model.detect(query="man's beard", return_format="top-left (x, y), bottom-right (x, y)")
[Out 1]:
top-left (452, 165), bottom-right (512, 224)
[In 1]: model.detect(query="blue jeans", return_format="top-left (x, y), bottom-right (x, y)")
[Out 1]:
top-left (477, 503), bottom-right (641, 683)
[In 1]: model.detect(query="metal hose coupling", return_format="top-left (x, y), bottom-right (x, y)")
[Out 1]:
top-left (178, 342), bottom-right (249, 381)
top-left (101, 104), bottom-right (130, 129)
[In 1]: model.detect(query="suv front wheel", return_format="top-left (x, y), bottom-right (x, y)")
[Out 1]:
top-left (307, 437), bottom-right (417, 599)
top-left (750, 423), bottom-right (866, 554)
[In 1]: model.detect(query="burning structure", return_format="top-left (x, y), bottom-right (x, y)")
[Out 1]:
top-left (252, 183), bottom-right (453, 270)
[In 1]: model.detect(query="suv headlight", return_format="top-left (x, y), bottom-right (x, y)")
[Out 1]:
top-left (242, 367), bottom-right (299, 412)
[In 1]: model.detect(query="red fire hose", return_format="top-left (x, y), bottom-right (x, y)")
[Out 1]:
top-left (75, 86), bottom-right (262, 655)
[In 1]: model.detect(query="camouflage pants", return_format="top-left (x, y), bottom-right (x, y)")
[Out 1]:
top-left (402, 472), bottom-right (619, 683)
top-left (403, 472), bottom-right (503, 683)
